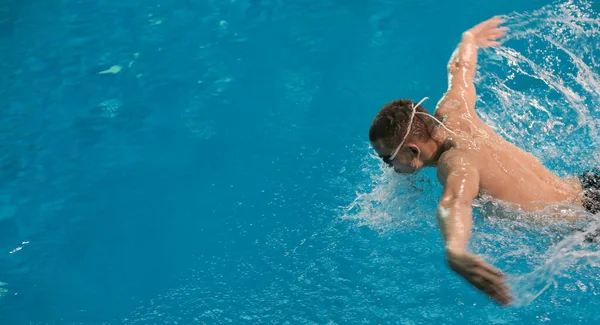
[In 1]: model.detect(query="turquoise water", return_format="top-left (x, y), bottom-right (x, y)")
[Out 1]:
top-left (2, 0), bottom-right (600, 324)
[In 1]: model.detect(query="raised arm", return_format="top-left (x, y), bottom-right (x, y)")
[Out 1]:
top-left (436, 17), bottom-right (507, 119)
top-left (437, 161), bottom-right (512, 305)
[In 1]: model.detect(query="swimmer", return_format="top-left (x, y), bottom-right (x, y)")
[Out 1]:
top-left (368, 16), bottom-right (600, 306)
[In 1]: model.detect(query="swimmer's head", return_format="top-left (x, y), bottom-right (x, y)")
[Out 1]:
top-left (369, 99), bottom-right (437, 174)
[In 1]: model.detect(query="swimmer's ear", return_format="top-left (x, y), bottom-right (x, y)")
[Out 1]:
top-left (408, 145), bottom-right (419, 157)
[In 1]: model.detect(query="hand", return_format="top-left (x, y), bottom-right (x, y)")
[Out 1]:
top-left (446, 249), bottom-right (512, 306)
top-left (463, 16), bottom-right (508, 48)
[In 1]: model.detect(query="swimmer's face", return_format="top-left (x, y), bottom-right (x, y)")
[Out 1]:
top-left (371, 139), bottom-right (423, 174)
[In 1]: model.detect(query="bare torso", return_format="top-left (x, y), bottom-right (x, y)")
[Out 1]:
top-left (435, 106), bottom-right (583, 211)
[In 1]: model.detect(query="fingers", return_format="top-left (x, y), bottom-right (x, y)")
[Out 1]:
top-left (494, 284), bottom-right (513, 305)
top-left (468, 254), bottom-right (504, 278)
top-left (467, 271), bottom-right (513, 306)
top-left (482, 276), bottom-right (512, 306)
top-left (468, 16), bottom-right (507, 48)
top-left (486, 16), bottom-right (505, 28)
top-left (450, 254), bottom-right (513, 306)
top-left (477, 270), bottom-right (512, 305)
top-left (473, 259), bottom-right (507, 291)
top-left (477, 258), bottom-right (505, 278)
top-left (474, 16), bottom-right (504, 32)
top-left (490, 282), bottom-right (513, 306)
top-left (488, 287), bottom-right (512, 306)
top-left (481, 41), bottom-right (501, 49)
top-left (489, 27), bottom-right (508, 39)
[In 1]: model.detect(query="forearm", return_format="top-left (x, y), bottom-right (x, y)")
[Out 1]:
top-left (437, 198), bottom-right (511, 305)
top-left (447, 33), bottom-right (479, 84)
top-left (438, 198), bottom-right (511, 305)
top-left (437, 199), bottom-right (473, 253)
top-left (437, 34), bottom-right (480, 117)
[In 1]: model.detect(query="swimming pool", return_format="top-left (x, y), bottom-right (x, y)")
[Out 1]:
top-left (2, 0), bottom-right (600, 323)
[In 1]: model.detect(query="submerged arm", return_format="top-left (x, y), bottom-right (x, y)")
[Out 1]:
top-left (437, 163), bottom-right (512, 306)
top-left (437, 17), bottom-right (507, 118)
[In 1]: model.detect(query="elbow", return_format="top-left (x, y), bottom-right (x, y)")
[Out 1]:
top-left (449, 63), bottom-right (473, 79)
top-left (439, 196), bottom-right (460, 209)
top-left (440, 195), bottom-right (471, 208)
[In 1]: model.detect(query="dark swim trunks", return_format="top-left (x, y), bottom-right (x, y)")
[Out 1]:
top-left (580, 168), bottom-right (600, 215)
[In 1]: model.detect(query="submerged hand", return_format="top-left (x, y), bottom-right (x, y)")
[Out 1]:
top-left (446, 249), bottom-right (512, 306)
top-left (463, 16), bottom-right (508, 48)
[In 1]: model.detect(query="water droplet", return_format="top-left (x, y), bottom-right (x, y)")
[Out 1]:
top-left (98, 99), bottom-right (123, 118)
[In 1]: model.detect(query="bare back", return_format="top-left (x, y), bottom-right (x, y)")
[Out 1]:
top-left (410, 16), bottom-right (581, 306)
top-left (435, 107), bottom-right (581, 210)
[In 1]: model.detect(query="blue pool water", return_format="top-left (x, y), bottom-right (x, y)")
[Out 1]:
top-left (3, 0), bottom-right (600, 323)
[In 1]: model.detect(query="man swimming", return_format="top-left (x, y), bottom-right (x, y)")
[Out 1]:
top-left (368, 16), bottom-right (600, 306)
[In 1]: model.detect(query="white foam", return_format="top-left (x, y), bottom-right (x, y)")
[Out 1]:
top-left (346, 0), bottom-right (600, 306)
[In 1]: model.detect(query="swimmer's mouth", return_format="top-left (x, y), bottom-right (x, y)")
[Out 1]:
top-left (394, 168), bottom-right (419, 175)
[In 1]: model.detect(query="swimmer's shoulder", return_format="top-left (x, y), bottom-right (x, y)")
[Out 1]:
top-left (434, 102), bottom-right (493, 134)
top-left (436, 148), bottom-right (483, 185)
top-left (434, 99), bottom-right (485, 123)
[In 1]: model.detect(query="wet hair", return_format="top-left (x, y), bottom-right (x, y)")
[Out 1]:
top-left (368, 99), bottom-right (436, 148)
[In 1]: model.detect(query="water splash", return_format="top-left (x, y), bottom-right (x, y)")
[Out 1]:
top-left (344, 0), bottom-right (600, 306)
top-left (475, 0), bottom-right (600, 305)
top-left (478, 0), bottom-right (600, 173)
top-left (341, 150), bottom-right (440, 235)
top-left (508, 221), bottom-right (600, 306)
